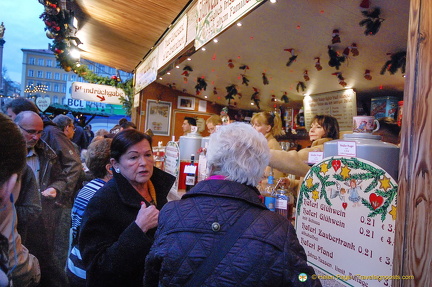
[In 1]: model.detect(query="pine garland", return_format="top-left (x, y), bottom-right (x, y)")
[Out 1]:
top-left (39, 0), bottom-right (133, 115)
top-left (298, 157), bottom-right (397, 222)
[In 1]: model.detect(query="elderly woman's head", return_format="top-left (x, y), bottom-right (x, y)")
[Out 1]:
top-left (86, 138), bottom-right (112, 179)
top-left (0, 113), bottom-right (27, 204)
top-left (206, 122), bottom-right (270, 186)
top-left (110, 129), bottom-right (154, 188)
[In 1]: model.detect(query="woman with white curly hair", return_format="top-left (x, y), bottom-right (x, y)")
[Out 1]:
top-left (144, 122), bottom-right (320, 287)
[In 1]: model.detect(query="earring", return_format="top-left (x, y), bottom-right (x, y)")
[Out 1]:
top-left (115, 168), bottom-right (120, 173)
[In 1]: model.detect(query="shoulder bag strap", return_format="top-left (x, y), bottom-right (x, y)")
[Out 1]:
top-left (184, 207), bottom-right (262, 287)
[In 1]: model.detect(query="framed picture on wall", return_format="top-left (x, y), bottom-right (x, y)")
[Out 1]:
top-left (145, 100), bottom-right (172, 136)
top-left (177, 96), bottom-right (195, 110)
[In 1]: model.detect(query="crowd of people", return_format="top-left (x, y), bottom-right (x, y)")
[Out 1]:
top-left (11, 97), bottom-right (411, 286)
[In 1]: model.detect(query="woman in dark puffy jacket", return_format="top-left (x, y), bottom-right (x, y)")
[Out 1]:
top-left (144, 122), bottom-right (321, 287)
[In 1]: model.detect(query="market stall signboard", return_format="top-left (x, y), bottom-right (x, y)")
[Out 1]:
top-left (295, 156), bottom-right (398, 287)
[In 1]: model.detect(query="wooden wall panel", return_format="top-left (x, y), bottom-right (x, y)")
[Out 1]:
top-left (393, 0), bottom-right (432, 286)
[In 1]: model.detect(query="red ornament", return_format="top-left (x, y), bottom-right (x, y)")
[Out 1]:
top-left (331, 160), bottom-right (341, 171)
top-left (350, 43), bottom-right (359, 56)
top-left (332, 72), bottom-right (347, 87)
top-left (342, 202), bottom-right (348, 210)
top-left (228, 59), bottom-right (234, 69)
top-left (369, 193), bottom-right (384, 210)
top-left (364, 69), bottom-right (372, 80)
top-left (314, 57), bottom-right (323, 71)
top-left (303, 70), bottom-right (310, 81)
top-left (332, 29), bottom-right (341, 44)
top-left (360, 0), bottom-right (370, 9)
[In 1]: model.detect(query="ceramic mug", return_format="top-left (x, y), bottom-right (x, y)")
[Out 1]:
top-left (352, 116), bottom-right (380, 133)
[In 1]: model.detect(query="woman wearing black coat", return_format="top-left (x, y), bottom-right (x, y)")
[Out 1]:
top-left (79, 130), bottom-right (175, 287)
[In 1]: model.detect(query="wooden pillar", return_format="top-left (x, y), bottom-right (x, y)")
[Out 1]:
top-left (393, 0), bottom-right (432, 285)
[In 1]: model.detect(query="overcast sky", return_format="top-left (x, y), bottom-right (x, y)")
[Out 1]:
top-left (1, 1), bottom-right (50, 83)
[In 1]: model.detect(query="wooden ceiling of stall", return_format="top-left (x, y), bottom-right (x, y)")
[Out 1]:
top-left (72, 0), bottom-right (192, 73)
top-left (72, 0), bottom-right (410, 110)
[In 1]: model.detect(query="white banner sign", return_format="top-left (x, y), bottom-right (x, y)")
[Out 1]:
top-left (71, 82), bottom-right (124, 105)
top-left (195, 0), bottom-right (264, 49)
top-left (135, 46), bottom-right (159, 93)
top-left (158, 16), bottom-right (188, 69)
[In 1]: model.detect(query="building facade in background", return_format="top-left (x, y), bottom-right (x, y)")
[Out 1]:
top-left (20, 49), bottom-right (131, 105)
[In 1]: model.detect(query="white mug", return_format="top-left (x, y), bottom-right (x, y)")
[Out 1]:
top-left (353, 116), bottom-right (380, 133)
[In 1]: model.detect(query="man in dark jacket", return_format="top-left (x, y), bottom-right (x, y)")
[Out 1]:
top-left (14, 111), bottom-right (70, 286)
top-left (144, 123), bottom-right (321, 287)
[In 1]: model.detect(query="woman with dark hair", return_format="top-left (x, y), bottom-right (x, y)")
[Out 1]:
top-left (78, 129), bottom-right (175, 287)
top-left (0, 113), bottom-right (40, 287)
top-left (268, 115), bottom-right (340, 192)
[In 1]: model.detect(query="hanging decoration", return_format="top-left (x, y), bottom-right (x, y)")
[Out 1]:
top-left (271, 94), bottom-right (276, 102)
top-left (380, 51), bottom-right (406, 75)
top-left (359, 0), bottom-right (370, 9)
top-left (303, 70), bottom-right (310, 81)
top-left (239, 64), bottom-right (249, 71)
top-left (364, 69), bottom-right (372, 80)
top-left (241, 74), bottom-right (249, 86)
top-left (251, 87), bottom-right (261, 109)
top-left (314, 57), bottom-right (323, 71)
top-left (327, 46), bottom-right (346, 70)
top-left (213, 87), bottom-right (218, 100)
top-left (332, 72), bottom-right (347, 87)
top-left (284, 48), bottom-right (298, 66)
top-left (225, 84), bottom-right (238, 105)
top-left (296, 82), bottom-right (306, 93)
top-left (281, 92), bottom-right (289, 103)
top-left (331, 29), bottom-right (341, 44)
top-left (359, 7), bottom-right (385, 36)
top-left (350, 43), bottom-right (359, 56)
top-left (342, 47), bottom-right (350, 58)
top-left (262, 73), bottom-right (269, 85)
top-left (167, 83), bottom-right (176, 89)
top-left (195, 77), bottom-right (207, 95)
top-left (182, 65), bottom-right (193, 83)
top-left (227, 59), bottom-right (235, 69)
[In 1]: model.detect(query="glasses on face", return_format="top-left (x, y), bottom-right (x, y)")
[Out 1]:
top-left (18, 124), bottom-right (43, 135)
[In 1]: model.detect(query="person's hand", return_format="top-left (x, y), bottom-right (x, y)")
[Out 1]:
top-left (135, 204), bottom-right (159, 233)
top-left (41, 187), bottom-right (57, 198)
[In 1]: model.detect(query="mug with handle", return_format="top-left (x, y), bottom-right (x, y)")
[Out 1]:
top-left (353, 116), bottom-right (380, 133)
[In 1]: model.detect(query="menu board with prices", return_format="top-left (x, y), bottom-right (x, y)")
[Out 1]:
top-left (303, 90), bottom-right (357, 132)
top-left (295, 156), bottom-right (398, 287)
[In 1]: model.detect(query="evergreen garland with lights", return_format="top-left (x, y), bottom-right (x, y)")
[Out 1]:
top-left (38, 0), bottom-right (133, 115)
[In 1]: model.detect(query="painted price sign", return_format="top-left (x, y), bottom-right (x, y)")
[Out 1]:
top-left (296, 156), bottom-right (398, 287)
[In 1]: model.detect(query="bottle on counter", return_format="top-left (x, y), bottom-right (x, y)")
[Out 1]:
top-left (262, 169), bottom-right (276, 211)
top-left (185, 154), bottom-right (197, 192)
top-left (154, 141), bottom-right (164, 169)
top-left (274, 182), bottom-right (295, 220)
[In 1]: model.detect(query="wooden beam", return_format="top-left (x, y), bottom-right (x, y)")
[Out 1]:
top-left (393, 0), bottom-right (432, 285)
